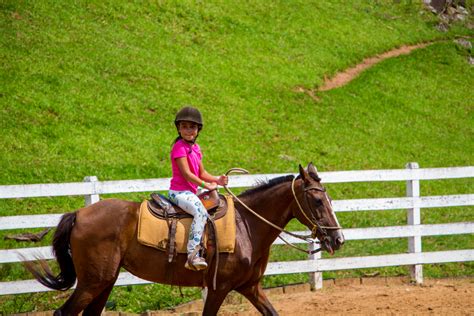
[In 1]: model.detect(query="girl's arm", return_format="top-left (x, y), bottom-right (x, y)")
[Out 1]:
top-left (175, 157), bottom-right (218, 190)
top-left (199, 161), bottom-right (228, 186)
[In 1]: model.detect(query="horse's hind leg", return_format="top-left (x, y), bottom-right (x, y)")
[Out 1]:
top-left (83, 282), bottom-right (116, 316)
top-left (53, 286), bottom-right (98, 316)
top-left (236, 282), bottom-right (278, 315)
top-left (54, 280), bottom-right (116, 316)
top-left (60, 260), bottom-right (120, 315)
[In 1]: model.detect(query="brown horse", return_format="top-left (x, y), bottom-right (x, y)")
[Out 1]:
top-left (26, 163), bottom-right (344, 315)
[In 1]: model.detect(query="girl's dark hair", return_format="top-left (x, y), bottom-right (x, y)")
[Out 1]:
top-left (170, 135), bottom-right (196, 154)
top-left (172, 135), bottom-right (182, 145)
top-left (171, 136), bottom-right (183, 151)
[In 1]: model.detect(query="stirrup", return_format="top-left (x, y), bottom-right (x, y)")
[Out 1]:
top-left (185, 247), bottom-right (207, 271)
top-left (185, 257), bottom-right (208, 271)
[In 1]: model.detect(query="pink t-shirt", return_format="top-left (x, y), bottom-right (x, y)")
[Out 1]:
top-left (170, 139), bottom-right (202, 193)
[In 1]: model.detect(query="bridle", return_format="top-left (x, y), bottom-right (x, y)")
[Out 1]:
top-left (290, 177), bottom-right (342, 249)
top-left (223, 168), bottom-right (342, 255)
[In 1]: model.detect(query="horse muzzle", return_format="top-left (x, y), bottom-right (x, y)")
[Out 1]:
top-left (322, 230), bottom-right (344, 255)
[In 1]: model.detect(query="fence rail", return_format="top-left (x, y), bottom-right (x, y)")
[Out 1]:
top-left (2, 194), bottom-right (472, 230)
top-left (2, 166), bottom-right (472, 199)
top-left (0, 164), bottom-right (473, 295)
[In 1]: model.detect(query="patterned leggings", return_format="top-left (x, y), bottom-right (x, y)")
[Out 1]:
top-left (168, 190), bottom-right (209, 256)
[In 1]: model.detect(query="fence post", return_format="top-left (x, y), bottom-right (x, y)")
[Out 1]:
top-left (406, 162), bottom-right (423, 284)
top-left (309, 241), bottom-right (323, 290)
top-left (83, 175), bottom-right (100, 316)
top-left (84, 176), bottom-right (100, 206)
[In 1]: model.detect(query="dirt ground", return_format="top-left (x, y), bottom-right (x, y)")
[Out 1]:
top-left (17, 277), bottom-right (473, 315)
top-left (150, 277), bottom-right (474, 316)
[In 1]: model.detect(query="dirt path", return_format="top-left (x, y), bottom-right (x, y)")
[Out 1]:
top-left (317, 42), bottom-right (432, 92)
top-left (150, 277), bottom-right (474, 315)
top-left (294, 42), bottom-right (433, 101)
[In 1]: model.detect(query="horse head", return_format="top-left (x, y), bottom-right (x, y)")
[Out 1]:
top-left (294, 162), bottom-right (345, 255)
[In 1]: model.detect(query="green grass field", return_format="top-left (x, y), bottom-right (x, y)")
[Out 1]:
top-left (1, 0), bottom-right (473, 313)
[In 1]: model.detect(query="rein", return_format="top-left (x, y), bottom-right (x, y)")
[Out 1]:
top-left (223, 168), bottom-right (337, 255)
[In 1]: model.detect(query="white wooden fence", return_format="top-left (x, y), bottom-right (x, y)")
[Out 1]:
top-left (0, 163), bottom-right (473, 296)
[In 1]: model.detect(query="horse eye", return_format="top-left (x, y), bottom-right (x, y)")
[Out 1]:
top-left (314, 199), bottom-right (323, 206)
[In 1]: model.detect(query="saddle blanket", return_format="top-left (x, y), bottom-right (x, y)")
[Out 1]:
top-left (137, 195), bottom-right (236, 253)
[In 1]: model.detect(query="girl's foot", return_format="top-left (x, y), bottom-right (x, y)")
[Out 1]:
top-left (185, 256), bottom-right (208, 271)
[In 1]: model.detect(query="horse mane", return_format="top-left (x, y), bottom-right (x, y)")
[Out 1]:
top-left (239, 170), bottom-right (321, 198)
top-left (239, 175), bottom-right (295, 198)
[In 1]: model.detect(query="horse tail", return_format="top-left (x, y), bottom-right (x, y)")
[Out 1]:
top-left (24, 212), bottom-right (77, 291)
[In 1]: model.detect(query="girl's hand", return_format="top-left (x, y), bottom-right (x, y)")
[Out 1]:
top-left (205, 182), bottom-right (218, 191)
top-left (216, 175), bottom-right (228, 186)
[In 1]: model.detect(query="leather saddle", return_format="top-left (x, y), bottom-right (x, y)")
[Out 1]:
top-left (147, 190), bottom-right (228, 221)
top-left (147, 190), bottom-right (228, 264)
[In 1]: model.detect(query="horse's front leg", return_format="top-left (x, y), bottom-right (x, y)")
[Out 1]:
top-left (236, 282), bottom-right (278, 315)
top-left (202, 286), bottom-right (231, 316)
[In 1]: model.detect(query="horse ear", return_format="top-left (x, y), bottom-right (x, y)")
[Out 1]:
top-left (299, 164), bottom-right (308, 181)
top-left (307, 162), bottom-right (319, 176)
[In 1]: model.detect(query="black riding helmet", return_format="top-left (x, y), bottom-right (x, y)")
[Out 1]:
top-left (174, 106), bottom-right (203, 131)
